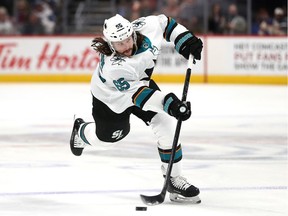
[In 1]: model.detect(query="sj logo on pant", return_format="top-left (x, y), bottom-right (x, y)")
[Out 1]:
top-left (112, 130), bottom-right (123, 140)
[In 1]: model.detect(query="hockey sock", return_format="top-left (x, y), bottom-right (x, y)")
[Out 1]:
top-left (158, 145), bottom-right (183, 177)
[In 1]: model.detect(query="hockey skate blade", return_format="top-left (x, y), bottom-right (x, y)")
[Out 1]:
top-left (140, 194), bottom-right (164, 206)
top-left (170, 194), bottom-right (201, 204)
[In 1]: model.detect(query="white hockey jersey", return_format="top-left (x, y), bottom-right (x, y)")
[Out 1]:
top-left (90, 14), bottom-right (189, 113)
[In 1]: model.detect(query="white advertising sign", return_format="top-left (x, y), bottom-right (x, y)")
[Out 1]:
top-left (207, 37), bottom-right (288, 75)
top-left (1, 36), bottom-right (286, 81)
top-left (154, 41), bottom-right (204, 74)
top-left (0, 37), bottom-right (204, 75)
top-left (0, 36), bottom-right (99, 74)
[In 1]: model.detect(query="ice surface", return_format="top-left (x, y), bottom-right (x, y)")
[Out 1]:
top-left (0, 83), bottom-right (287, 216)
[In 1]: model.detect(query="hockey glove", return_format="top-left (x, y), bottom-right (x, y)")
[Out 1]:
top-left (163, 93), bottom-right (191, 121)
top-left (174, 31), bottom-right (203, 60)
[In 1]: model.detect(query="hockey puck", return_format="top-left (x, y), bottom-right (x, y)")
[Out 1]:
top-left (135, 206), bottom-right (147, 211)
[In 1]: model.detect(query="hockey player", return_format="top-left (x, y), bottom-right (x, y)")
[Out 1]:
top-left (70, 14), bottom-right (203, 203)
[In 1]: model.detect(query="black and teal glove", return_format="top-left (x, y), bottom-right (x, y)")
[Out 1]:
top-left (163, 93), bottom-right (191, 121)
top-left (174, 31), bottom-right (203, 60)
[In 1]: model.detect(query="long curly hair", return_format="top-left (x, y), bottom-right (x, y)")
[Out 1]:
top-left (91, 32), bottom-right (144, 56)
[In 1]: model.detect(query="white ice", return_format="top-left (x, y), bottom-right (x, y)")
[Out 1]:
top-left (0, 83), bottom-right (287, 216)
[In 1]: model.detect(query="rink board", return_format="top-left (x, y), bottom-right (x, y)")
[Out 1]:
top-left (0, 35), bottom-right (287, 84)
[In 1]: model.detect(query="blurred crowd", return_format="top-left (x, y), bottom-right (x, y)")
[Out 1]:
top-left (0, 0), bottom-right (287, 35)
top-left (0, 0), bottom-right (61, 35)
top-left (251, 6), bottom-right (287, 35)
top-left (118, 0), bottom-right (287, 35)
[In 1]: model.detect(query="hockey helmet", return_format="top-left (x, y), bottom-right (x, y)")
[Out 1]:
top-left (103, 14), bottom-right (133, 42)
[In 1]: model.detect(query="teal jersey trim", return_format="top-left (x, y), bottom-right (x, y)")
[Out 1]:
top-left (165, 18), bottom-right (177, 42)
top-left (135, 36), bottom-right (153, 55)
top-left (99, 53), bottom-right (105, 69)
top-left (134, 87), bottom-right (154, 108)
top-left (99, 74), bottom-right (106, 83)
top-left (98, 54), bottom-right (106, 83)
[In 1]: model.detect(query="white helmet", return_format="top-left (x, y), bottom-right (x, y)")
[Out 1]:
top-left (103, 14), bottom-right (133, 42)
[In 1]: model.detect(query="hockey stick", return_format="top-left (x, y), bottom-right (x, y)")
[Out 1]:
top-left (140, 55), bottom-right (195, 205)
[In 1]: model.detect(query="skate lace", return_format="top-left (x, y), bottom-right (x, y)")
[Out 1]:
top-left (74, 135), bottom-right (85, 148)
top-left (171, 176), bottom-right (191, 190)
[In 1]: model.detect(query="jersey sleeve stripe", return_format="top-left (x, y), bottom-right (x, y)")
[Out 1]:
top-left (132, 86), bottom-right (156, 108)
top-left (164, 17), bottom-right (178, 42)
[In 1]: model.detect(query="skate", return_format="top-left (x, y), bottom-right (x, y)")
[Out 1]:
top-left (167, 175), bottom-right (201, 204)
top-left (70, 118), bottom-right (86, 156)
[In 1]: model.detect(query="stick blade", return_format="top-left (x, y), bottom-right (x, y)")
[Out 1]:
top-left (140, 193), bottom-right (165, 206)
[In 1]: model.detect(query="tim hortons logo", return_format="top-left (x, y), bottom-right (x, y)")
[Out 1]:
top-left (0, 43), bottom-right (30, 69)
top-left (0, 42), bottom-right (100, 70)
